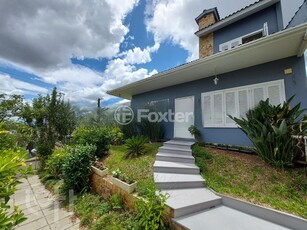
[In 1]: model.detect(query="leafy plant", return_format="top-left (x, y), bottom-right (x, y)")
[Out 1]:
top-left (188, 125), bottom-right (202, 142)
top-left (62, 144), bottom-right (96, 193)
top-left (112, 169), bottom-right (135, 184)
top-left (46, 148), bottom-right (70, 179)
top-left (0, 149), bottom-right (30, 229)
top-left (36, 142), bottom-right (53, 168)
top-left (229, 97), bottom-right (306, 167)
top-left (136, 188), bottom-right (169, 230)
top-left (72, 126), bottom-right (112, 158)
top-left (111, 168), bottom-right (122, 178)
top-left (125, 136), bottom-right (148, 157)
top-left (109, 126), bottom-right (124, 145)
top-left (109, 194), bottom-right (123, 210)
top-left (192, 145), bottom-right (213, 159)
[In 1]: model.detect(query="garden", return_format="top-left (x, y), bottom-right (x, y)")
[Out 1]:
top-left (0, 89), bottom-right (306, 229)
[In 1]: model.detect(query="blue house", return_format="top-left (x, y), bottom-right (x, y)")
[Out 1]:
top-left (108, 0), bottom-right (307, 146)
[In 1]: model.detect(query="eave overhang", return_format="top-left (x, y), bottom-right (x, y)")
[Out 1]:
top-left (107, 22), bottom-right (307, 100)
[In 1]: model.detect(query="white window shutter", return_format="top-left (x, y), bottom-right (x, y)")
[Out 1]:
top-left (230, 39), bottom-right (241, 48)
top-left (213, 93), bottom-right (223, 125)
top-left (253, 87), bottom-right (264, 107)
top-left (203, 95), bottom-right (211, 125)
top-left (220, 43), bottom-right (229, 52)
top-left (225, 92), bottom-right (236, 124)
top-left (238, 90), bottom-right (249, 118)
top-left (268, 85), bottom-right (281, 106)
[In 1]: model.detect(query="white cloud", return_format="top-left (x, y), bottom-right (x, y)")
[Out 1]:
top-left (145, 0), bottom-right (257, 61)
top-left (0, 0), bottom-right (139, 71)
top-left (0, 74), bottom-right (48, 95)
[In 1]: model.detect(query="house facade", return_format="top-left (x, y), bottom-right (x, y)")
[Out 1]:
top-left (108, 0), bottom-right (307, 146)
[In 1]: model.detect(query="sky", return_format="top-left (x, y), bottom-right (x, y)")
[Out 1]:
top-left (0, 0), bottom-right (305, 108)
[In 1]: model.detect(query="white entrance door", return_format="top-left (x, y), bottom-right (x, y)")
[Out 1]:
top-left (174, 96), bottom-right (194, 139)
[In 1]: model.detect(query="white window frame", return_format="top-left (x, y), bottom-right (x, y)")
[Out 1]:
top-left (219, 22), bottom-right (268, 52)
top-left (201, 80), bottom-right (286, 128)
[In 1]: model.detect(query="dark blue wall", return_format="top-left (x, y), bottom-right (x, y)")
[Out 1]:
top-left (131, 56), bottom-right (307, 146)
top-left (213, 4), bottom-right (280, 53)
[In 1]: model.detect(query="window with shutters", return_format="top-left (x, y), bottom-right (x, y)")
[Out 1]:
top-left (219, 23), bottom-right (268, 52)
top-left (201, 80), bottom-right (285, 127)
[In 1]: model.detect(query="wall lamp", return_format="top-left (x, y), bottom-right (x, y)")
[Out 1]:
top-left (213, 75), bottom-right (219, 85)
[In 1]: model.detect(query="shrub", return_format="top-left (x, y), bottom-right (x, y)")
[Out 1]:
top-left (192, 145), bottom-right (213, 159)
top-left (136, 188), bottom-right (169, 230)
top-left (45, 148), bottom-right (70, 179)
top-left (72, 127), bottom-right (112, 158)
top-left (62, 144), bottom-right (96, 193)
top-left (120, 121), bottom-right (139, 139)
top-left (188, 125), bottom-right (202, 142)
top-left (109, 126), bottom-right (124, 145)
top-left (125, 136), bottom-right (148, 157)
top-left (36, 142), bottom-right (53, 168)
top-left (138, 119), bottom-right (164, 141)
top-left (0, 149), bottom-right (30, 229)
top-left (230, 97), bottom-right (306, 167)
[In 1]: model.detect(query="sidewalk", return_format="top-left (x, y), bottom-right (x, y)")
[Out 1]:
top-left (11, 175), bottom-right (81, 230)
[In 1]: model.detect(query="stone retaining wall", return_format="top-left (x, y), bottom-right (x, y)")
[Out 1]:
top-left (90, 172), bottom-right (185, 229)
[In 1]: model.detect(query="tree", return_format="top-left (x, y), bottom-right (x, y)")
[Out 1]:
top-left (20, 88), bottom-right (77, 166)
top-left (0, 94), bottom-right (23, 122)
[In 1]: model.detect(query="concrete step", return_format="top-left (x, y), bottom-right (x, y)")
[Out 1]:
top-left (163, 188), bottom-right (222, 218)
top-left (173, 205), bottom-right (291, 230)
top-left (153, 161), bottom-right (200, 174)
top-left (156, 152), bottom-right (195, 164)
top-left (154, 173), bottom-right (205, 189)
top-left (164, 140), bottom-right (195, 150)
top-left (159, 146), bottom-right (192, 155)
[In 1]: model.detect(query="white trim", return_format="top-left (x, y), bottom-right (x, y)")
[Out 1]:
top-left (201, 80), bottom-right (286, 128)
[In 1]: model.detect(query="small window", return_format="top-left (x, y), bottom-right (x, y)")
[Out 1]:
top-left (242, 32), bottom-right (263, 44)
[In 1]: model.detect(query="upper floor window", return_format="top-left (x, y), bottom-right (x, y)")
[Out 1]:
top-left (219, 22), bottom-right (269, 52)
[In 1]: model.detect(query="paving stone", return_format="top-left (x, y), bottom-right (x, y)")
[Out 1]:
top-left (65, 223), bottom-right (81, 230)
top-left (45, 209), bottom-right (73, 225)
top-left (19, 211), bottom-right (44, 226)
top-left (14, 175), bottom-right (80, 230)
top-left (49, 216), bottom-right (78, 230)
top-left (23, 205), bottom-right (42, 216)
top-left (16, 217), bottom-right (48, 230)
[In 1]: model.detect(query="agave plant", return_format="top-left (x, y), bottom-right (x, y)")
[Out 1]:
top-left (230, 96), bottom-right (306, 167)
top-left (125, 135), bottom-right (149, 158)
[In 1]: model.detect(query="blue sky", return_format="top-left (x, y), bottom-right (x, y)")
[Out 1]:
top-left (0, 0), bottom-right (304, 108)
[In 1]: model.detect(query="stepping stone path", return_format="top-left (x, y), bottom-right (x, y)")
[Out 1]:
top-left (154, 139), bottom-right (307, 230)
top-left (11, 175), bottom-right (80, 230)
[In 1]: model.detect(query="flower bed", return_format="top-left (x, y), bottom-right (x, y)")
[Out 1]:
top-left (111, 169), bottom-right (137, 194)
top-left (91, 161), bottom-right (108, 177)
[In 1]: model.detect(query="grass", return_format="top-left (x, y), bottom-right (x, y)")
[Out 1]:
top-left (74, 193), bottom-right (138, 230)
top-left (104, 143), bottom-right (162, 196)
top-left (194, 146), bottom-right (307, 219)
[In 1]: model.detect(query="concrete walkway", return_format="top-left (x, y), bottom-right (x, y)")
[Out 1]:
top-left (11, 175), bottom-right (80, 230)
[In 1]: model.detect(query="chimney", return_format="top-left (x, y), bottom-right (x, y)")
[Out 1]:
top-left (195, 8), bottom-right (220, 58)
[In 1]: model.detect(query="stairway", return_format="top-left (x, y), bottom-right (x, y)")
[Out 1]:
top-left (153, 139), bottom-right (307, 230)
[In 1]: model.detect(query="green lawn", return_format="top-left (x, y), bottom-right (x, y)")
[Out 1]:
top-left (104, 143), bottom-right (162, 196)
top-left (195, 147), bottom-right (307, 219)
